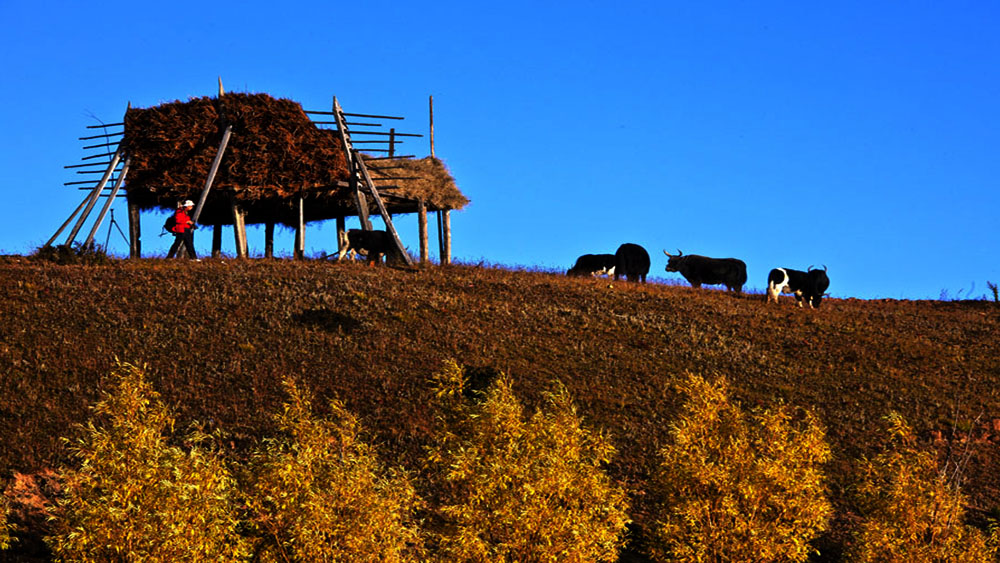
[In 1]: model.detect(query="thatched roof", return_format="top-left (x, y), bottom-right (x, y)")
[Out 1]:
top-left (364, 155), bottom-right (469, 211)
top-left (121, 93), bottom-right (467, 226)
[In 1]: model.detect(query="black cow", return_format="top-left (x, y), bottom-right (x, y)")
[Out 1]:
top-left (337, 229), bottom-right (399, 264)
top-left (614, 243), bottom-right (650, 283)
top-left (567, 253), bottom-right (616, 277)
top-left (663, 249), bottom-right (747, 293)
top-left (767, 265), bottom-right (830, 308)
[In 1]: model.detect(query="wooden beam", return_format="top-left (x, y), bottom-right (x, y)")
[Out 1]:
top-left (354, 150), bottom-right (413, 266)
top-left (265, 221), bottom-right (275, 259)
top-left (212, 224), bottom-right (222, 258)
top-left (418, 199), bottom-right (428, 264)
top-left (231, 197), bottom-right (248, 258)
top-left (294, 195), bottom-right (305, 260)
top-left (128, 200), bottom-right (141, 258)
top-left (333, 96), bottom-right (372, 230)
top-left (45, 193), bottom-right (90, 248)
top-left (191, 124), bottom-right (233, 224)
top-left (429, 95), bottom-right (435, 157)
top-left (64, 146), bottom-right (124, 246)
top-left (82, 155), bottom-right (131, 249)
top-left (438, 209), bottom-right (451, 265)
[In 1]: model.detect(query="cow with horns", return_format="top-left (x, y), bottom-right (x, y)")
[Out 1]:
top-left (767, 266), bottom-right (830, 308)
top-left (663, 249), bottom-right (747, 293)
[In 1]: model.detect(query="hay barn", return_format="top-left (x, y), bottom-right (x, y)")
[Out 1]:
top-left (54, 90), bottom-right (468, 261)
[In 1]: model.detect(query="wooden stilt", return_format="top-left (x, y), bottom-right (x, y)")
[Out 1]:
top-left (82, 156), bottom-right (131, 249)
top-left (294, 195), bottom-right (305, 260)
top-left (418, 200), bottom-right (428, 264)
top-left (127, 200), bottom-right (141, 258)
top-left (439, 209), bottom-right (451, 265)
top-left (265, 221), bottom-right (275, 259)
top-left (212, 224), bottom-right (222, 258)
top-left (231, 197), bottom-right (248, 258)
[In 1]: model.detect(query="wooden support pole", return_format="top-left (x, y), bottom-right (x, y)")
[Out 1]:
top-left (46, 193), bottom-right (91, 248)
top-left (294, 195), bottom-right (305, 260)
top-left (265, 221), bottom-right (275, 259)
top-left (83, 156), bottom-right (131, 249)
top-left (212, 224), bottom-right (222, 258)
top-left (429, 95), bottom-right (435, 157)
top-left (418, 200), bottom-right (428, 264)
top-left (128, 200), bottom-right (141, 258)
top-left (64, 146), bottom-right (124, 246)
top-left (231, 198), bottom-right (248, 258)
top-left (191, 124), bottom-right (233, 224)
top-left (438, 209), bottom-right (451, 265)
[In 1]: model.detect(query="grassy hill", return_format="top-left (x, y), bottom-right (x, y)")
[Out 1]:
top-left (1, 256), bottom-right (998, 560)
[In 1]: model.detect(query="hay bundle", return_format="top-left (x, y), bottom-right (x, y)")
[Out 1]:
top-left (364, 156), bottom-right (469, 211)
top-left (123, 93), bottom-right (349, 214)
top-left (121, 92), bottom-right (467, 226)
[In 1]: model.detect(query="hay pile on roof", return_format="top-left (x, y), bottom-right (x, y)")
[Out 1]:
top-left (364, 156), bottom-right (469, 211)
top-left (121, 92), bottom-right (467, 226)
top-left (123, 93), bottom-right (349, 211)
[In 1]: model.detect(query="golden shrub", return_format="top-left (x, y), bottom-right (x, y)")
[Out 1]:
top-left (650, 373), bottom-right (832, 563)
top-left (848, 412), bottom-right (1000, 562)
top-left (0, 490), bottom-right (13, 551)
top-left (243, 377), bottom-right (424, 562)
top-left (45, 360), bottom-right (249, 562)
top-left (425, 360), bottom-right (630, 562)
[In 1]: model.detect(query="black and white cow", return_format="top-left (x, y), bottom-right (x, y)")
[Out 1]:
top-left (766, 266), bottom-right (830, 308)
top-left (337, 229), bottom-right (399, 264)
top-left (614, 243), bottom-right (650, 283)
top-left (567, 253), bottom-right (616, 277)
top-left (663, 249), bottom-right (747, 293)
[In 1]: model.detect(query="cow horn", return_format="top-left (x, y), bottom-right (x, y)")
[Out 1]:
top-left (663, 249), bottom-right (673, 258)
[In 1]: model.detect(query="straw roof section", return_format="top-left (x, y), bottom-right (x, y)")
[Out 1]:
top-left (123, 93), bottom-right (349, 213)
top-left (120, 92), bottom-right (467, 227)
top-left (363, 155), bottom-right (469, 211)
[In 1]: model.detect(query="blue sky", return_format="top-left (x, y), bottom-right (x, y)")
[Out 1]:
top-left (1, 1), bottom-right (998, 300)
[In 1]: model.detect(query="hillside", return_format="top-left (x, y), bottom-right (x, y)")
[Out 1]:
top-left (1, 257), bottom-right (998, 560)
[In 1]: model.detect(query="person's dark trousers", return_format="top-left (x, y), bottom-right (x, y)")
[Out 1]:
top-left (168, 230), bottom-right (197, 259)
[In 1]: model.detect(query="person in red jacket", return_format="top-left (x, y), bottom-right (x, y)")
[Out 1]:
top-left (168, 200), bottom-right (198, 259)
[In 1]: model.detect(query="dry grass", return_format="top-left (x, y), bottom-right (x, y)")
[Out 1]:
top-left (0, 257), bottom-right (997, 561)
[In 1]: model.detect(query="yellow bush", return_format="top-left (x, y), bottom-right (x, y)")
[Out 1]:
top-left (426, 360), bottom-right (630, 562)
top-left (0, 490), bottom-right (13, 551)
top-left (848, 412), bottom-right (1000, 562)
top-left (650, 373), bottom-right (832, 563)
top-left (45, 360), bottom-right (248, 562)
top-left (243, 377), bottom-right (424, 562)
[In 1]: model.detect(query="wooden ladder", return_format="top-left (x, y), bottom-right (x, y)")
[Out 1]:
top-left (332, 97), bottom-right (413, 266)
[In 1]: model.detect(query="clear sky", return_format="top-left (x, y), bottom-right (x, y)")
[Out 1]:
top-left (2, 1), bottom-right (998, 300)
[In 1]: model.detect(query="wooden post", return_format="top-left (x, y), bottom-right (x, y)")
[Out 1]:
top-left (439, 209), bottom-right (451, 265)
top-left (191, 125), bottom-right (233, 224)
top-left (389, 128), bottom-right (396, 158)
top-left (46, 193), bottom-right (91, 248)
top-left (127, 200), bottom-right (141, 259)
top-left (418, 200), bottom-right (428, 264)
top-left (212, 224), bottom-right (222, 258)
top-left (429, 95), bottom-right (435, 157)
top-left (64, 146), bottom-right (124, 246)
top-left (294, 194), bottom-right (305, 260)
top-left (265, 221), bottom-right (275, 259)
top-left (231, 197), bottom-right (247, 258)
top-left (83, 156), bottom-right (131, 249)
